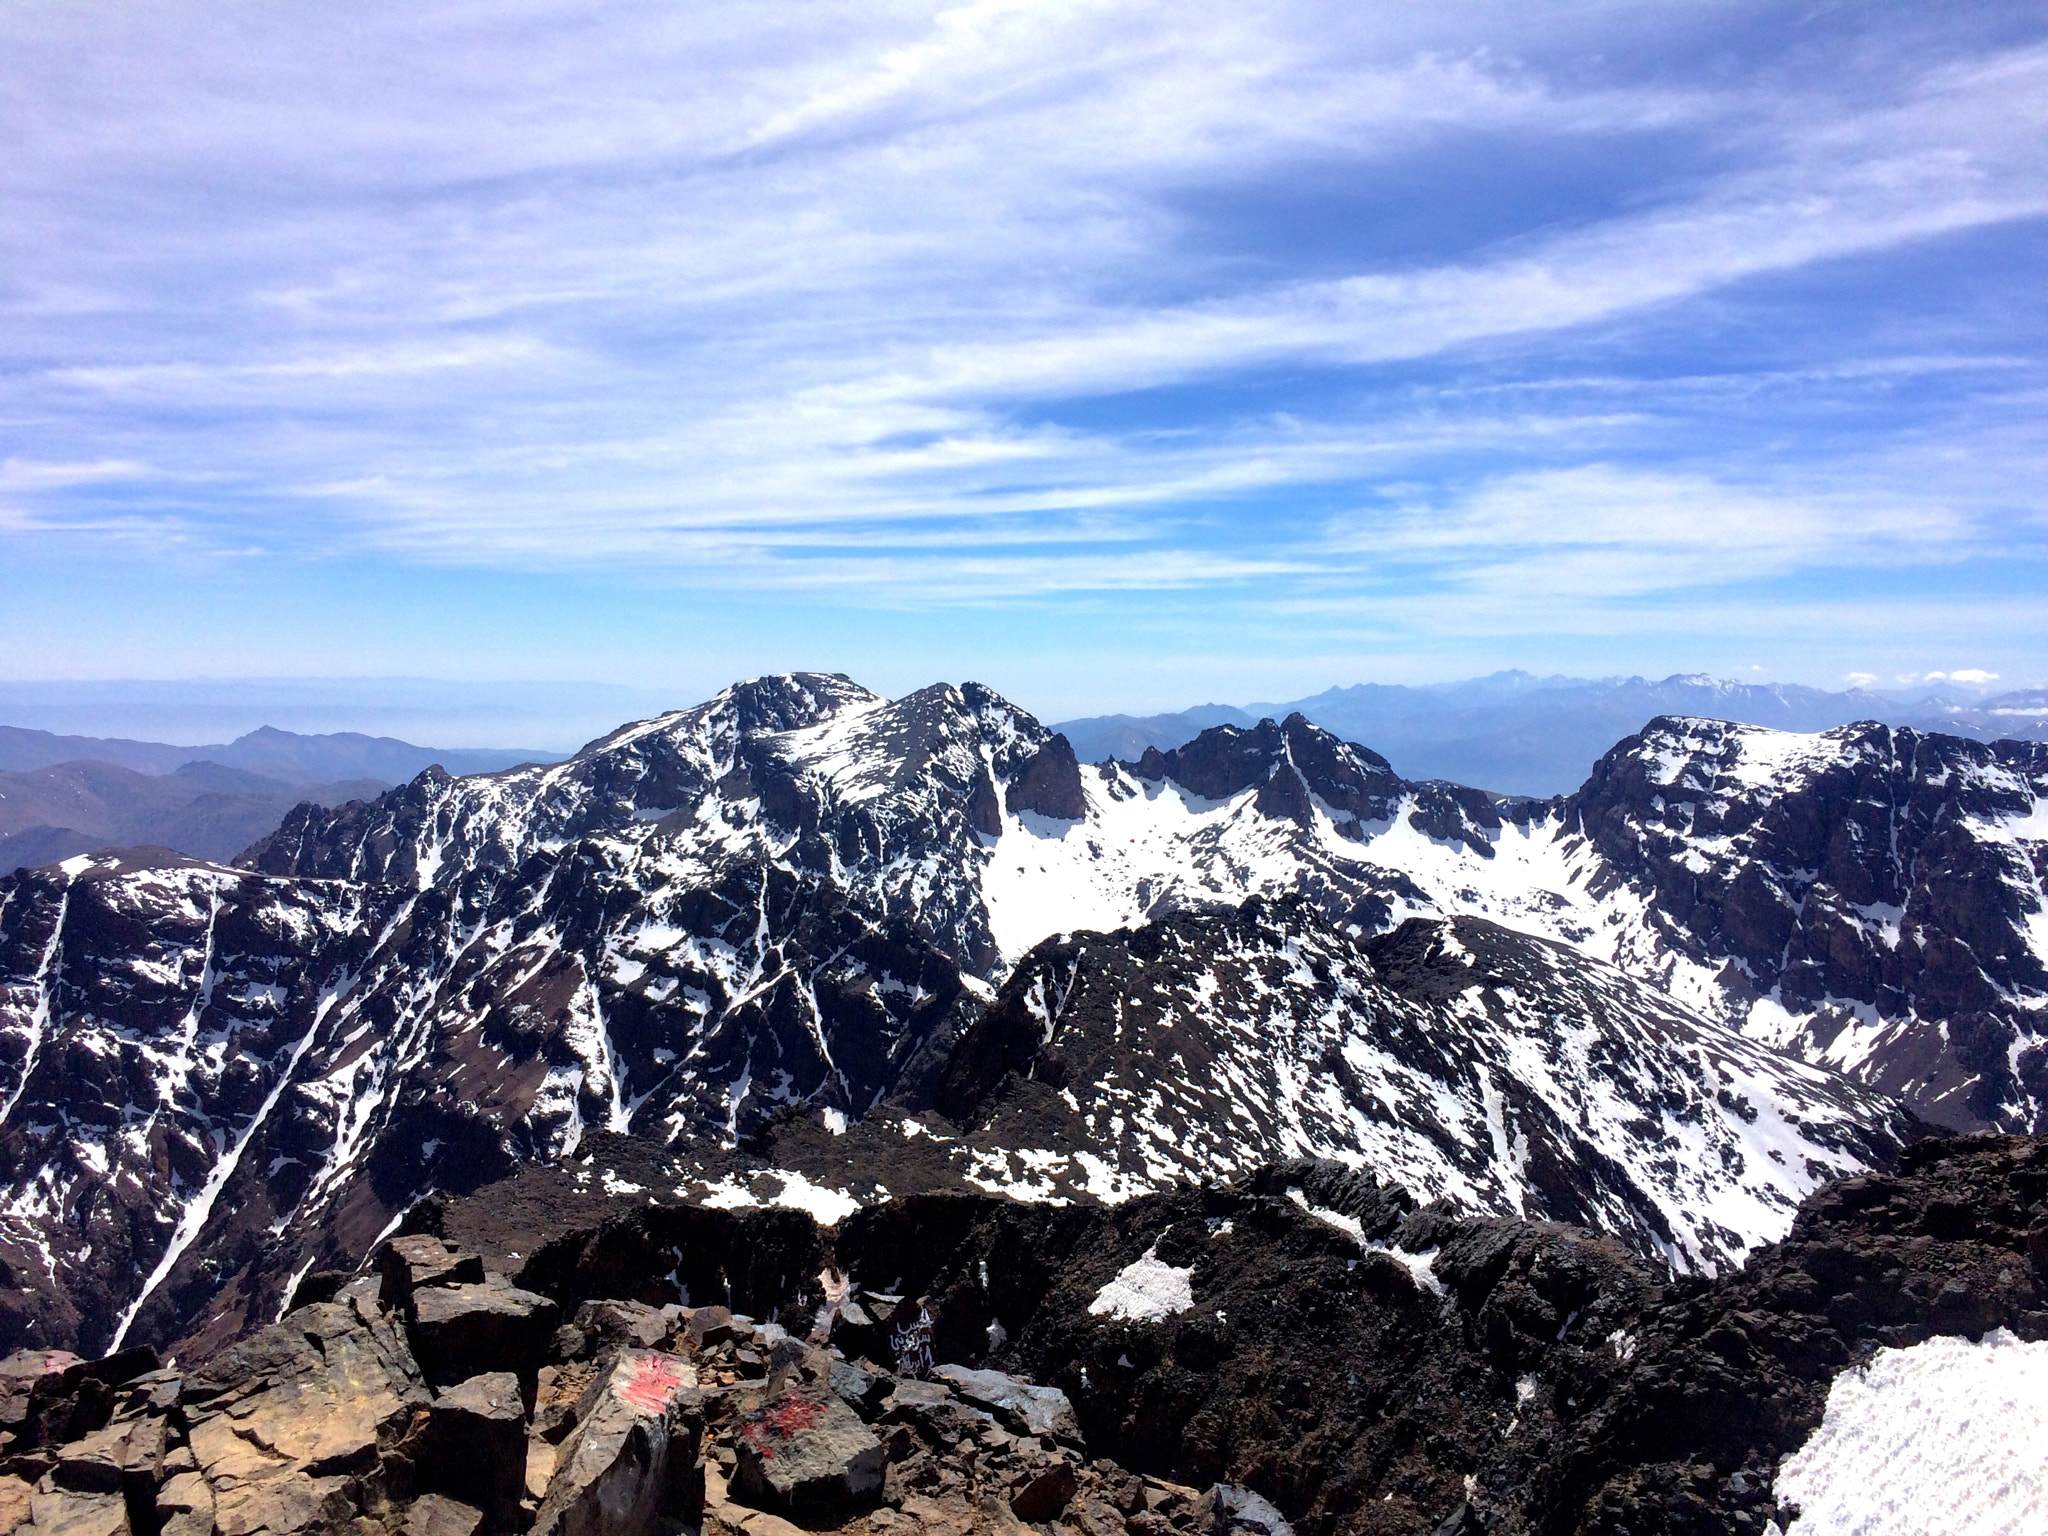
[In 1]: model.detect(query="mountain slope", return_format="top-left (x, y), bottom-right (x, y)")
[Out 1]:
top-left (989, 712), bottom-right (2048, 1133)
top-left (929, 900), bottom-right (1913, 1273)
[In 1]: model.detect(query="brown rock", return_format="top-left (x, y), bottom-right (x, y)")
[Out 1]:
top-left (54, 1413), bottom-right (165, 1495)
top-left (524, 1440), bottom-right (557, 1504)
top-left (0, 1476), bottom-right (34, 1536)
top-left (404, 1494), bottom-right (485, 1536)
top-left (1070, 1497), bottom-right (1127, 1536)
top-left (686, 1307), bottom-right (736, 1349)
top-left (1010, 1462), bottom-right (1077, 1523)
top-left (154, 1470), bottom-right (215, 1536)
top-left (570, 1301), bottom-right (668, 1352)
top-left (409, 1280), bottom-right (560, 1387)
top-left (379, 1237), bottom-right (486, 1310)
top-left (27, 1489), bottom-right (128, 1536)
top-left (532, 1362), bottom-right (598, 1444)
top-left (418, 1372), bottom-right (525, 1522)
top-left (209, 1471), bottom-right (354, 1536)
top-left (181, 1292), bottom-right (429, 1536)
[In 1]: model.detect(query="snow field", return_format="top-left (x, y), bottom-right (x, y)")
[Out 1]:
top-left (1775, 1330), bottom-right (2048, 1536)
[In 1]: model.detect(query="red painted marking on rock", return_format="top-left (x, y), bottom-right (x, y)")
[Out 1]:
top-left (616, 1355), bottom-right (690, 1413)
top-left (741, 1394), bottom-right (824, 1459)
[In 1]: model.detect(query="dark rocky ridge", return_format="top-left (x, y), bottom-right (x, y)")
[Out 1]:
top-left (0, 1124), bottom-right (2041, 1536)
top-left (405, 1132), bottom-right (2048, 1535)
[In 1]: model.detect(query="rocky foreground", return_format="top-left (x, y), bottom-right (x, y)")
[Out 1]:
top-left (1, 1133), bottom-right (2044, 1536)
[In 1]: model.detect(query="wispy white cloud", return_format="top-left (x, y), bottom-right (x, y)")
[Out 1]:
top-left (1, 1), bottom-right (2044, 681)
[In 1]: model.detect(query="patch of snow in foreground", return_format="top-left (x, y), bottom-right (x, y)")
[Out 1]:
top-left (1088, 1244), bottom-right (1194, 1322)
top-left (1776, 1329), bottom-right (2048, 1535)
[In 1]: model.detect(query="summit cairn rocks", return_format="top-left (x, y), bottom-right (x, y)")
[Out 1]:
top-left (531, 1350), bottom-right (701, 1536)
top-left (409, 1279), bottom-right (560, 1387)
top-left (733, 1389), bottom-right (884, 1512)
top-left (932, 1367), bottom-right (1080, 1446)
top-left (0, 1201), bottom-right (1272, 1536)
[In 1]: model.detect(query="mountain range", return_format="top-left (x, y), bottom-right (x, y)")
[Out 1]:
top-left (1054, 671), bottom-right (2048, 795)
top-left (0, 672), bottom-right (2042, 1369)
top-left (0, 725), bottom-right (563, 876)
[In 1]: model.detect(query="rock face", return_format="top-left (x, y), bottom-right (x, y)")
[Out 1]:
top-left (0, 675), bottom-right (2039, 1358)
top-left (416, 1373), bottom-right (525, 1525)
top-left (1559, 717), bottom-right (2048, 1132)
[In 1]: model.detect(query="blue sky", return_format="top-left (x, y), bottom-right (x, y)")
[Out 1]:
top-left (3, 0), bottom-right (2044, 729)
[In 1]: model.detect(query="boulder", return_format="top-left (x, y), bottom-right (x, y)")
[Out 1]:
top-left (524, 1440), bottom-right (557, 1504)
top-left (404, 1494), bottom-right (485, 1536)
top-left (284, 1271), bottom-right (352, 1315)
top-left (3, 1346), bottom-right (166, 1460)
top-left (570, 1301), bottom-right (668, 1353)
top-left (417, 1372), bottom-right (526, 1523)
top-left (182, 1289), bottom-right (429, 1536)
top-left (1009, 1461), bottom-right (1077, 1522)
top-left (1191, 1486), bottom-right (1293, 1536)
top-left (532, 1351), bottom-right (701, 1536)
top-left (685, 1307), bottom-right (736, 1349)
top-left (733, 1388), bottom-right (884, 1512)
top-left (379, 1237), bottom-right (487, 1310)
top-left (828, 1359), bottom-right (892, 1419)
top-left (26, 1489), bottom-right (129, 1536)
top-left (154, 1472), bottom-right (214, 1536)
top-left (932, 1367), bottom-right (1080, 1445)
top-left (0, 1476), bottom-right (34, 1535)
top-left (53, 1413), bottom-right (164, 1495)
top-left (531, 1362), bottom-right (600, 1444)
top-left (879, 1380), bottom-right (988, 1446)
top-left (409, 1279), bottom-right (560, 1387)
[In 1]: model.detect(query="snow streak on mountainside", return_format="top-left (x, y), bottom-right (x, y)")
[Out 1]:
top-left (0, 672), bottom-right (2032, 1358)
top-left (931, 901), bottom-right (1913, 1274)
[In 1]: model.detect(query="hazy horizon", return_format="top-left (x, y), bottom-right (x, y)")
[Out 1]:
top-left (0, 663), bottom-right (2027, 753)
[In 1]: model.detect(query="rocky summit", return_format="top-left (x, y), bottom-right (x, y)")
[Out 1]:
top-left (0, 1133), bottom-right (2040, 1536)
top-left (0, 673), bottom-right (2043, 1529)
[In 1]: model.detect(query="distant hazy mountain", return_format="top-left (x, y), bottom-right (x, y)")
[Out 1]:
top-left (0, 759), bottom-right (389, 873)
top-left (1058, 671), bottom-right (2048, 794)
top-left (1046, 703), bottom-right (1257, 765)
top-left (0, 723), bottom-right (561, 781)
top-left (0, 724), bottom-right (565, 874)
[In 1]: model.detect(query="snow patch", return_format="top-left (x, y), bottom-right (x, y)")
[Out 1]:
top-left (1087, 1244), bottom-right (1194, 1323)
top-left (1776, 1329), bottom-right (2048, 1535)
